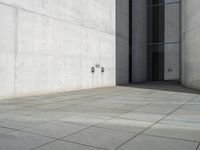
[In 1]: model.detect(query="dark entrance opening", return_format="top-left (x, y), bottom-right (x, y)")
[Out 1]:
top-left (152, 51), bottom-right (164, 81)
top-left (147, 2), bottom-right (164, 81)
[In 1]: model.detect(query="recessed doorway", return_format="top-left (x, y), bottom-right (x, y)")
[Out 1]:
top-left (147, 0), bottom-right (181, 81)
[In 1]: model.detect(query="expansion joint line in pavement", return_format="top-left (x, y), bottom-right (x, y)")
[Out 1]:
top-left (196, 143), bottom-right (200, 150)
top-left (114, 94), bottom-right (200, 150)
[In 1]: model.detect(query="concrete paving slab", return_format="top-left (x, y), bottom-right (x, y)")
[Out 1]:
top-left (80, 99), bottom-right (146, 111)
top-left (181, 104), bottom-right (200, 111)
top-left (0, 127), bottom-right (13, 135)
top-left (166, 93), bottom-right (198, 102)
top-left (0, 131), bottom-right (53, 150)
top-left (142, 91), bottom-right (175, 98)
top-left (23, 121), bottom-right (87, 139)
top-left (60, 105), bottom-right (127, 117)
top-left (28, 111), bottom-right (75, 121)
top-left (8, 108), bottom-right (43, 115)
top-left (0, 104), bottom-right (23, 111)
top-left (0, 112), bottom-right (22, 121)
top-left (160, 110), bottom-right (200, 126)
top-left (117, 135), bottom-right (198, 150)
top-left (144, 123), bottom-right (200, 141)
top-left (96, 118), bottom-right (153, 133)
top-left (0, 116), bottom-right (47, 130)
top-left (34, 140), bottom-right (103, 150)
top-left (197, 144), bottom-right (200, 150)
top-left (118, 111), bottom-right (165, 123)
top-left (0, 84), bottom-right (199, 150)
top-left (60, 113), bottom-right (111, 126)
top-left (63, 127), bottom-right (135, 150)
top-left (189, 96), bottom-right (200, 104)
top-left (32, 102), bottom-right (76, 110)
top-left (135, 105), bottom-right (176, 115)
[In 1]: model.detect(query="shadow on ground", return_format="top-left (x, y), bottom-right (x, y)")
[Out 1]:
top-left (121, 81), bottom-right (200, 94)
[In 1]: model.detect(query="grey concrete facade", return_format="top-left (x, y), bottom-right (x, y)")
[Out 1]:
top-left (0, 0), bottom-right (119, 99)
top-left (181, 0), bottom-right (200, 90)
top-left (164, 2), bottom-right (180, 81)
top-left (132, 0), bottom-right (147, 82)
top-left (116, 0), bottom-right (129, 85)
top-left (1, 0), bottom-right (200, 98)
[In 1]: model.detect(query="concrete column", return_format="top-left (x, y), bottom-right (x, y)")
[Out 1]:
top-left (164, 2), bottom-right (180, 81)
top-left (182, 0), bottom-right (200, 90)
top-left (132, 0), bottom-right (147, 82)
top-left (116, 0), bottom-right (129, 85)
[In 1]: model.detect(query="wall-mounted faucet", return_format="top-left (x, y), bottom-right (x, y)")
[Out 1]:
top-left (91, 65), bottom-right (105, 73)
top-left (101, 67), bottom-right (105, 73)
top-left (91, 67), bottom-right (95, 73)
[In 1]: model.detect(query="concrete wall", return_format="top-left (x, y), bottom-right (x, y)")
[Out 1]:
top-left (0, 0), bottom-right (116, 98)
top-left (116, 0), bottom-right (129, 85)
top-left (182, 0), bottom-right (200, 89)
top-left (132, 0), bottom-right (147, 82)
top-left (164, 2), bottom-right (180, 80)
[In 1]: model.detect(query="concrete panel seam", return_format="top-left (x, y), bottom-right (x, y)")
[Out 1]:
top-left (13, 7), bottom-right (18, 96)
top-left (0, 1), bottom-right (115, 36)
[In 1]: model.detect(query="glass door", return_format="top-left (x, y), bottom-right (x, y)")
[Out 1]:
top-left (147, 0), bottom-right (180, 81)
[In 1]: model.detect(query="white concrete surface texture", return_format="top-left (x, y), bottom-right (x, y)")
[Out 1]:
top-left (0, 0), bottom-right (117, 99)
top-left (182, 0), bottom-right (200, 90)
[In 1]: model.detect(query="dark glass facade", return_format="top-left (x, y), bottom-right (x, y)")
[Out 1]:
top-left (147, 0), bottom-right (180, 81)
top-left (147, 45), bottom-right (164, 81)
top-left (147, 4), bottom-right (165, 81)
top-left (147, 5), bottom-right (164, 44)
top-left (148, 0), bottom-right (164, 6)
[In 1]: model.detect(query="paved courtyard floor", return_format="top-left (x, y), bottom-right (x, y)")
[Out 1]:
top-left (0, 82), bottom-right (200, 150)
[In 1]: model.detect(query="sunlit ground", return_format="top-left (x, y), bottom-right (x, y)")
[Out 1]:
top-left (0, 82), bottom-right (199, 150)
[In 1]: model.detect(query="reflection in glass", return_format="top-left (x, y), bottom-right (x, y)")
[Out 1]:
top-left (148, 0), bottom-right (164, 6)
top-left (147, 5), bottom-right (164, 44)
top-left (148, 45), bottom-right (164, 81)
top-left (165, 3), bottom-right (180, 43)
top-left (148, 0), bottom-right (180, 5)
top-left (147, 1), bottom-right (180, 81)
